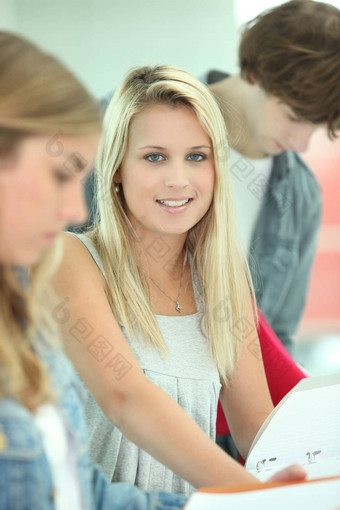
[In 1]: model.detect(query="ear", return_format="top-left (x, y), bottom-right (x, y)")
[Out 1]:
top-left (113, 168), bottom-right (122, 184)
top-left (248, 72), bottom-right (259, 85)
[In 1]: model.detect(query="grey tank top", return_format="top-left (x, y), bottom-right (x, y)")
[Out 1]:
top-left (72, 233), bottom-right (221, 496)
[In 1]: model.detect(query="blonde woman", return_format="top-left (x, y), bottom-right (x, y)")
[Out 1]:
top-left (0, 33), bottom-right (187, 509)
top-left (54, 65), bottom-right (306, 495)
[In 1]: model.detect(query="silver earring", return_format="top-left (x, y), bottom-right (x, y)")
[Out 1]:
top-left (114, 183), bottom-right (120, 193)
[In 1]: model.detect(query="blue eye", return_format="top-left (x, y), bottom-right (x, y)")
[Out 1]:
top-left (188, 153), bottom-right (205, 162)
top-left (145, 153), bottom-right (164, 162)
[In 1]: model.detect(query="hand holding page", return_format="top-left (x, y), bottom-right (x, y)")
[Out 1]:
top-left (185, 374), bottom-right (340, 509)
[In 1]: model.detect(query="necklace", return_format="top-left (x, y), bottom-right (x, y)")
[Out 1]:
top-left (139, 251), bottom-right (188, 313)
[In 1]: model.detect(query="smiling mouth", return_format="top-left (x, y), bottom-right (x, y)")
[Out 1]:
top-left (157, 199), bottom-right (192, 207)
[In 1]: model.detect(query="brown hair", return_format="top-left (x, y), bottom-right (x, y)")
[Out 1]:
top-left (239, 0), bottom-right (340, 138)
top-left (0, 31), bottom-right (101, 410)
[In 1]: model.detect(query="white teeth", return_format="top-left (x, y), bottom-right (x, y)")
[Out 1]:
top-left (158, 199), bottom-right (190, 207)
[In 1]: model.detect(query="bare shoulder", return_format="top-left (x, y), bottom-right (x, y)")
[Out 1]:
top-left (60, 231), bottom-right (96, 265)
top-left (54, 231), bottom-right (106, 295)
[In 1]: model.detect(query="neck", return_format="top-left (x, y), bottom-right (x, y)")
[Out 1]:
top-left (133, 229), bottom-right (188, 281)
top-left (209, 74), bottom-right (267, 159)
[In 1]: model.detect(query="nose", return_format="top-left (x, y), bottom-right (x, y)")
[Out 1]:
top-left (164, 160), bottom-right (190, 188)
top-left (288, 123), bottom-right (316, 153)
top-left (58, 182), bottom-right (88, 227)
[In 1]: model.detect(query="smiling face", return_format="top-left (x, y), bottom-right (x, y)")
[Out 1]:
top-left (244, 84), bottom-right (320, 156)
top-left (0, 133), bottom-right (98, 266)
top-left (115, 103), bottom-right (215, 241)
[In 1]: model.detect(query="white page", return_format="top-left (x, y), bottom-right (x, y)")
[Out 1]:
top-left (185, 478), bottom-right (340, 510)
top-left (245, 374), bottom-right (340, 479)
top-left (250, 455), bottom-right (340, 482)
top-left (247, 374), bottom-right (340, 457)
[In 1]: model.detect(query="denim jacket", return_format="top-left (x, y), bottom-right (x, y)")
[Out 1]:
top-left (0, 339), bottom-right (187, 510)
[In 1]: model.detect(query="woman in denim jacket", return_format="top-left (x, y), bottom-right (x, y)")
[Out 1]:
top-left (0, 31), bottom-right (186, 510)
top-left (0, 344), bottom-right (186, 509)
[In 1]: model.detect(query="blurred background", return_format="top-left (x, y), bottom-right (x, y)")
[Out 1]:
top-left (1, 0), bottom-right (339, 376)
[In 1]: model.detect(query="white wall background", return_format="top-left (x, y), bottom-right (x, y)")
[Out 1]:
top-left (1, 0), bottom-right (339, 98)
top-left (0, 0), bottom-right (240, 97)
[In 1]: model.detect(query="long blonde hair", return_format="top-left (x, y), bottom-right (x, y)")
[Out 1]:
top-left (91, 65), bottom-right (256, 382)
top-left (0, 31), bottom-right (101, 410)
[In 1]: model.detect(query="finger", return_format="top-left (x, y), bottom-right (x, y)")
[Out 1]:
top-left (269, 464), bottom-right (307, 482)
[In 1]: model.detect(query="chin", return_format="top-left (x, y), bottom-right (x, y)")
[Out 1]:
top-left (259, 139), bottom-right (282, 157)
top-left (18, 257), bottom-right (41, 268)
top-left (161, 222), bottom-right (194, 235)
top-left (16, 248), bottom-right (46, 268)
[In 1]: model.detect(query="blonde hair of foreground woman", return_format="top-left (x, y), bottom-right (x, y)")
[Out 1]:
top-left (0, 31), bottom-right (101, 410)
top-left (89, 64), bottom-right (257, 382)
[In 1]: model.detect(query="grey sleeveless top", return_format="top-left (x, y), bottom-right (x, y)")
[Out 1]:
top-left (72, 233), bottom-right (221, 496)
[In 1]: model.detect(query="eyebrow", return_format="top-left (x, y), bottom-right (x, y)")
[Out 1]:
top-left (137, 145), bottom-right (212, 150)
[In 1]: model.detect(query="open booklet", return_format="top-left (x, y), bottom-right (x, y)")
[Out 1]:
top-left (245, 373), bottom-right (340, 480)
top-left (185, 374), bottom-right (340, 509)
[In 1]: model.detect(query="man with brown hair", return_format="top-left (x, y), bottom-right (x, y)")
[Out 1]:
top-left (206, 0), bottom-right (340, 354)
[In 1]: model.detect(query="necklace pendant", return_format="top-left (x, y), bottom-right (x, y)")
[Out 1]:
top-left (175, 301), bottom-right (182, 313)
